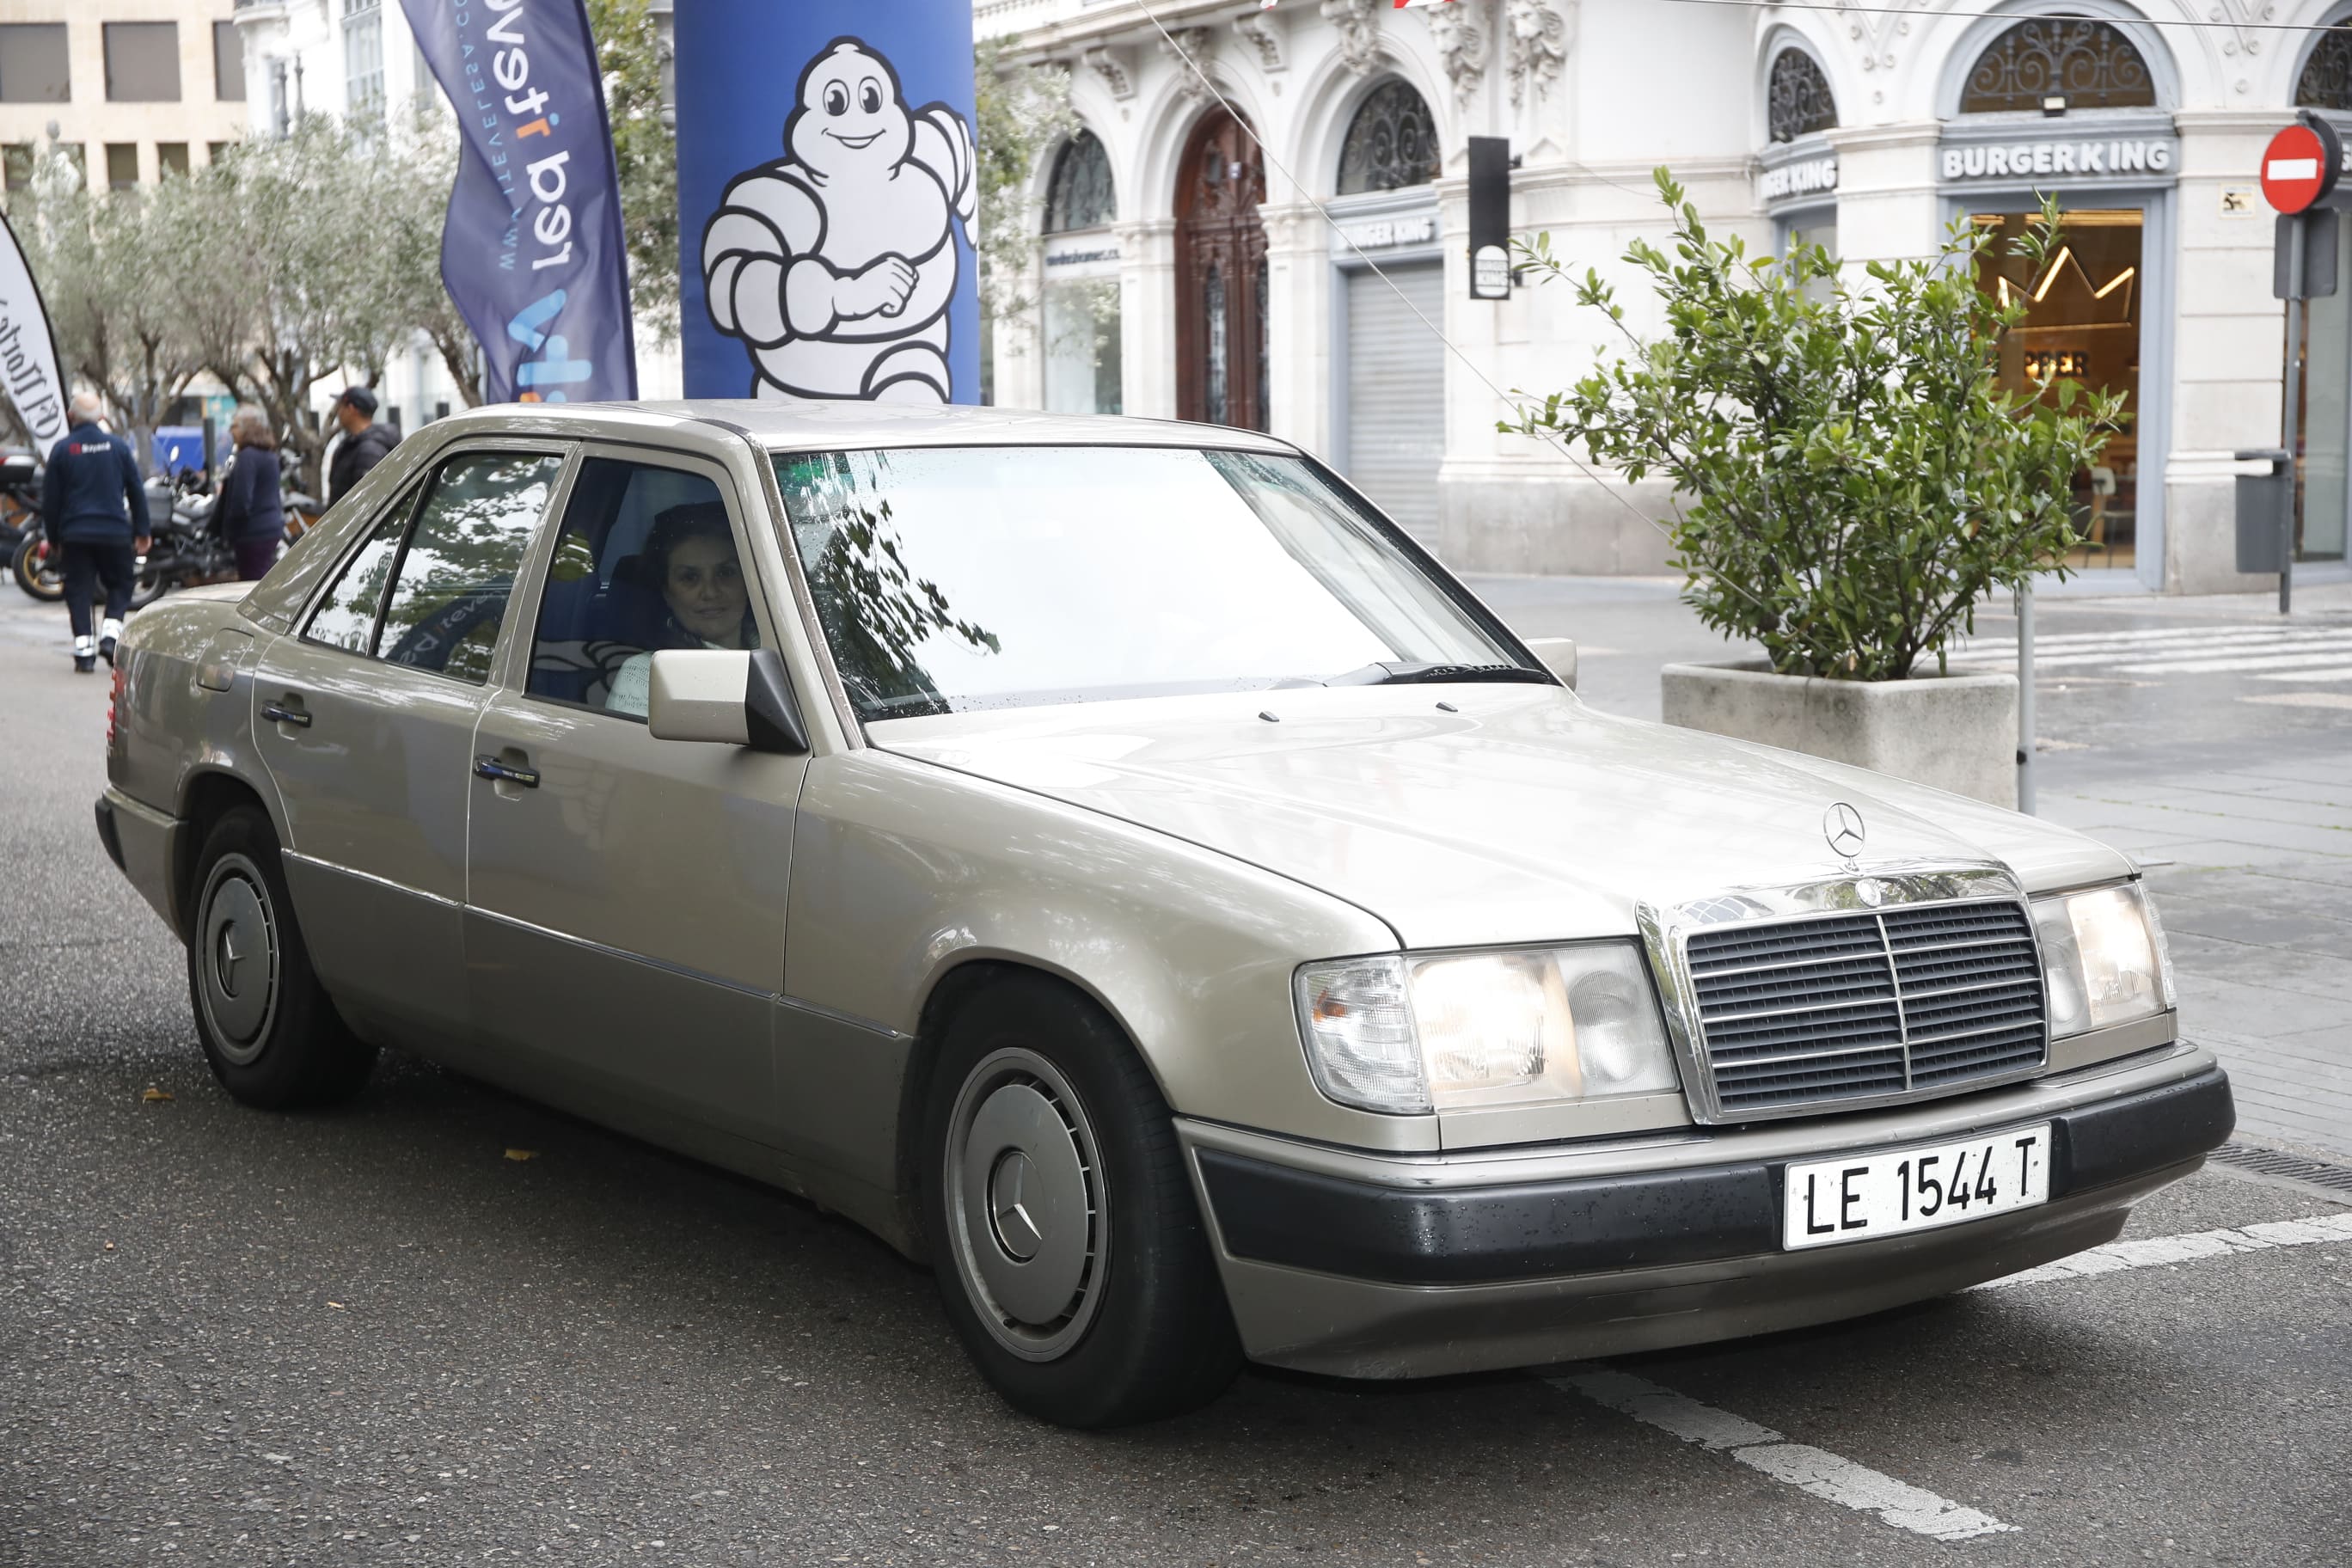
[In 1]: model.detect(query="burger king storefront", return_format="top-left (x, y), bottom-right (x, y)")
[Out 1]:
top-left (1763, 4), bottom-right (2352, 594)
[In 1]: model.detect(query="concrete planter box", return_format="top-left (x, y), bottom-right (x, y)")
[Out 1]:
top-left (1661, 661), bottom-right (2020, 809)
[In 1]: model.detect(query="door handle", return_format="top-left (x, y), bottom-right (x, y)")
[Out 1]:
top-left (260, 701), bottom-right (310, 728)
top-left (474, 754), bottom-right (541, 789)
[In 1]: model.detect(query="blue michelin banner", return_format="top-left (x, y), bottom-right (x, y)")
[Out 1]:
top-left (401, 0), bottom-right (637, 403)
top-left (676, 2), bottom-right (979, 403)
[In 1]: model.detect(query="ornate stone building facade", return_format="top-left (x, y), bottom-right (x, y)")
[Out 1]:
top-left (983, 0), bottom-right (2352, 592)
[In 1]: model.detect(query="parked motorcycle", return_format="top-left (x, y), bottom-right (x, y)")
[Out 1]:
top-left (4, 451), bottom-right (63, 603)
top-left (126, 471), bottom-right (235, 610)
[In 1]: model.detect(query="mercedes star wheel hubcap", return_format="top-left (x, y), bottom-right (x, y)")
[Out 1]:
top-left (946, 1048), bottom-right (1107, 1362)
top-left (199, 856), bottom-right (279, 1064)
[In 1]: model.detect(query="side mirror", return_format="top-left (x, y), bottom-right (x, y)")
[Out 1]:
top-left (1526, 637), bottom-right (1578, 691)
top-left (645, 647), bottom-right (810, 754)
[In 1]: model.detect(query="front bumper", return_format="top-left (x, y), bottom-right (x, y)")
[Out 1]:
top-left (1182, 1045), bottom-right (2231, 1379)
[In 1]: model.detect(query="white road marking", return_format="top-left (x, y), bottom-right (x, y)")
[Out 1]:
top-left (1970, 1211), bottom-right (2352, 1290)
top-left (1549, 1368), bottom-right (2018, 1541)
top-left (2117, 645), bottom-right (2352, 675)
top-left (1953, 633), bottom-right (2352, 672)
top-left (1952, 623), bottom-right (2329, 653)
top-left (2244, 693), bottom-right (2352, 711)
top-left (2255, 665), bottom-right (2352, 683)
top-left (1956, 633), bottom-right (2352, 666)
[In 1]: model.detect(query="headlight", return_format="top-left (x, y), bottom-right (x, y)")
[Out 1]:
top-left (2030, 882), bottom-right (2174, 1038)
top-left (1295, 943), bottom-right (1680, 1116)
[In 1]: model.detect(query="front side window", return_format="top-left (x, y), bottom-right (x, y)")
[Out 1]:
top-left (525, 456), bottom-right (756, 719)
top-left (776, 445), bottom-right (1522, 722)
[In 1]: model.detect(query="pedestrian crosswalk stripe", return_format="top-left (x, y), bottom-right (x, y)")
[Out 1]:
top-left (2117, 645), bottom-right (2352, 675)
top-left (1963, 623), bottom-right (2308, 650)
top-left (1948, 622), bottom-right (2352, 676)
top-left (2257, 665), bottom-right (2352, 682)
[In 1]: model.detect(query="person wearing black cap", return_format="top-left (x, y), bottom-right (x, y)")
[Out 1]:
top-left (326, 386), bottom-right (401, 505)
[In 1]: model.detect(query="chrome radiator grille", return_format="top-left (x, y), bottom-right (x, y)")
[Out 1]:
top-left (1683, 901), bottom-right (2047, 1117)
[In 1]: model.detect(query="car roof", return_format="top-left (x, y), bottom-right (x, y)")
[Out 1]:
top-left (420, 400), bottom-right (1303, 456)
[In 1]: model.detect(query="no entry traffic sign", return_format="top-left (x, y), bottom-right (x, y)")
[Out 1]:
top-left (2262, 120), bottom-right (2341, 214)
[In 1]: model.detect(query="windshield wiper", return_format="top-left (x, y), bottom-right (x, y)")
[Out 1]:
top-left (1316, 661), bottom-right (1553, 688)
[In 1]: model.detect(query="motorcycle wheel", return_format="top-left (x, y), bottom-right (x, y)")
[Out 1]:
top-left (10, 533), bottom-right (64, 603)
top-left (127, 556), bottom-right (171, 611)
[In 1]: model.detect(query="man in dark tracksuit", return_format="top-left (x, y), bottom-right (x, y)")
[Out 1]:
top-left (41, 394), bottom-right (150, 673)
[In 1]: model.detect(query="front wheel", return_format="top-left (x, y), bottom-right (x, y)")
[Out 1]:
top-left (923, 975), bottom-right (1240, 1427)
top-left (11, 531), bottom-right (62, 602)
top-left (187, 805), bottom-right (377, 1108)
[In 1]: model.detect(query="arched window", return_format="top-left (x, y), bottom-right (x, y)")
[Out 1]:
top-left (1044, 130), bottom-right (1115, 234)
top-left (1336, 78), bottom-right (1439, 196)
top-left (1959, 16), bottom-right (2155, 114)
top-left (2298, 23), bottom-right (2352, 111)
top-left (1767, 49), bottom-right (1837, 143)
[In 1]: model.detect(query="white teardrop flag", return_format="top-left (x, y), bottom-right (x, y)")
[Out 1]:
top-left (0, 208), bottom-right (67, 448)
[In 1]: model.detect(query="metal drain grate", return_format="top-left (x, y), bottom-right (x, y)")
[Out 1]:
top-left (2207, 1142), bottom-right (2352, 1197)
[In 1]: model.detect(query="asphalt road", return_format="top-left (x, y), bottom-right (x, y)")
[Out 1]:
top-left (3, 590), bottom-right (2349, 1566)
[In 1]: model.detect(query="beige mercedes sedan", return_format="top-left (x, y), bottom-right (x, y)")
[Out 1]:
top-left (95, 402), bottom-right (2231, 1426)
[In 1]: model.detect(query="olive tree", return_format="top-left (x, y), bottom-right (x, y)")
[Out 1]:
top-left (1508, 173), bottom-right (2123, 682)
top-left (8, 142), bottom-right (203, 468)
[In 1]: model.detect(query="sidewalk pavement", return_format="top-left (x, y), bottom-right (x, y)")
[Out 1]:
top-left (1469, 573), bottom-right (2352, 1164)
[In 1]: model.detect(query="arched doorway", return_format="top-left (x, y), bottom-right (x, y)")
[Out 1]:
top-left (1176, 109), bottom-right (1267, 431)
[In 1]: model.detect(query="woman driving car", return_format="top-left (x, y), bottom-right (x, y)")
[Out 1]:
top-left (604, 502), bottom-right (760, 718)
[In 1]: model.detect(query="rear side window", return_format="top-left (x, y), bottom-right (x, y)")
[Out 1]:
top-left (375, 453), bottom-right (565, 683)
top-left (303, 493), bottom-right (413, 655)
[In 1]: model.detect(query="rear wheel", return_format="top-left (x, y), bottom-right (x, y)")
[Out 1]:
top-left (11, 531), bottom-right (62, 602)
top-left (187, 805), bottom-right (377, 1108)
top-left (923, 975), bottom-right (1240, 1427)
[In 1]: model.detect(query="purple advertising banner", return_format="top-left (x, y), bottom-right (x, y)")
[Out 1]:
top-left (401, 0), bottom-right (637, 403)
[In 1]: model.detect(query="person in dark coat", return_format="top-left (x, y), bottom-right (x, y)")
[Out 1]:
top-left (326, 386), bottom-right (401, 505)
top-left (40, 392), bottom-right (150, 673)
top-left (214, 405), bottom-right (285, 581)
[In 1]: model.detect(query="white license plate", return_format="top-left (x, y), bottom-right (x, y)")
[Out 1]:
top-left (1782, 1123), bottom-right (2051, 1250)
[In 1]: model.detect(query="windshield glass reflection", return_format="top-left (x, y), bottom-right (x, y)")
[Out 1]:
top-left (775, 446), bottom-right (1522, 720)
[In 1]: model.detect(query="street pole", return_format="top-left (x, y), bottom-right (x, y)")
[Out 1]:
top-left (2283, 211), bottom-right (2305, 615)
top-left (2016, 584), bottom-right (2036, 816)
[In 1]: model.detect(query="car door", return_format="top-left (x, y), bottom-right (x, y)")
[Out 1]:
top-left (251, 443), bottom-right (571, 1044)
top-left (463, 450), bottom-right (805, 1148)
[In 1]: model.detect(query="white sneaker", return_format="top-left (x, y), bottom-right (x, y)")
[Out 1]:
top-left (99, 617), bottom-right (122, 666)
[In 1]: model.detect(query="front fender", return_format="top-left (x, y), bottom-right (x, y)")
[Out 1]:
top-left (783, 750), bottom-right (1435, 1156)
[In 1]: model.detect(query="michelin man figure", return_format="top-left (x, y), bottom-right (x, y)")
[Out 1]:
top-left (702, 39), bottom-right (977, 402)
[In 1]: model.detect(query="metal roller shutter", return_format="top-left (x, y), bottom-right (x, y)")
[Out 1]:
top-left (1344, 261), bottom-right (1446, 543)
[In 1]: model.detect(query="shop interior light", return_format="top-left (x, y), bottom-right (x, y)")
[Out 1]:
top-left (2034, 247), bottom-right (2073, 302)
top-left (2093, 266), bottom-right (2136, 299)
top-left (2043, 94), bottom-right (2067, 116)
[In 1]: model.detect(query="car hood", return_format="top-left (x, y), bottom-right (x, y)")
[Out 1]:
top-left (872, 686), bottom-right (2132, 949)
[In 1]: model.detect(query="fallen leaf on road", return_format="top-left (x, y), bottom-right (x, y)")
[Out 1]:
top-left (142, 1087), bottom-right (173, 1102)
top-left (505, 1148), bottom-right (538, 1161)
top-left (101, 1240), bottom-right (113, 1251)
top-left (327, 1301), bottom-right (346, 1309)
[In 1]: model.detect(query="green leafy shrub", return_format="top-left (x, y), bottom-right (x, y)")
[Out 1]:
top-left (1507, 171), bottom-right (2123, 681)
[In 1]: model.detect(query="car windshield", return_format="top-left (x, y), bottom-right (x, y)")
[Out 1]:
top-left (774, 444), bottom-right (1530, 720)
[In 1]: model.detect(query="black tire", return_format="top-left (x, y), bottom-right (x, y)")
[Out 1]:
top-left (922, 974), bottom-right (1241, 1428)
top-left (185, 805), bottom-right (377, 1109)
top-left (12, 531), bottom-right (63, 602)
top-left (126, 558), bottom-right (170, 610)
